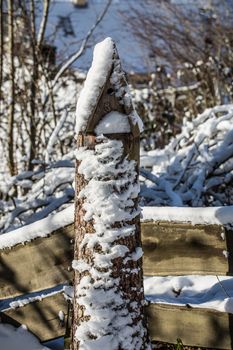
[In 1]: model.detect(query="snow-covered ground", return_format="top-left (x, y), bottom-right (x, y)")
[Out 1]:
top-left (144, 275), bottom-right (233, 314)
top-left (0, 324), bottom-right (50, 350)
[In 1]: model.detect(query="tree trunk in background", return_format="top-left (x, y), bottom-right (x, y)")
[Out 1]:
top-left (28, 0), bottom-right (38, 171)
top-left (7, 0), bottom-right (15, 176)
top-left (37, 0), bottom-right (50, 49)
top-left (0, 0), bottom-right (3, 101)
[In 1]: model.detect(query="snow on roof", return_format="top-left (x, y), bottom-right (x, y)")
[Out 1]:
top-left (94, 111), bottom-right (131, 135)
top-left (0, 323), bottom-right (50, 350)
top-left (75, 37), bottom-right (114, 134)
top-left (75, 36), bottom-right (143, 136)
top-left (46, 0), bottom-right (149, 72)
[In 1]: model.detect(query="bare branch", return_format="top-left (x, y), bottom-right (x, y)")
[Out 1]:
top-left (37, 0), bottom-right (51, 48)
top-left (52, 0), bottom-right (112, 87)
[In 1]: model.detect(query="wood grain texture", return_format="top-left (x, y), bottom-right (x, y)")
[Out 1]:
top-left (0, 224), bottom-right (74, 299)
top-left (2, 294), bottom-right (233, 349)
top-left (141, 222), bottom-right (231, 276)
top-left (0, 292), bottom-right (68, 341)
top-left (145, 303), bottom-right (233, 349)
top-left (84, 50), bottom-right (140, 137)
top-left (1, 221), bottom-right (232, 300)
top-left (0, 218), bottom-right (232, 348)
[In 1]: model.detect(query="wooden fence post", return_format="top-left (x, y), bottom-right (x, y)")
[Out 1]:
top-left (72, 38), bottom-right (151, 350)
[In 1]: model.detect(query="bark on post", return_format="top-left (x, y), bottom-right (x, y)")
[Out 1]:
top-left (72, 38), bottom-right (151, 350)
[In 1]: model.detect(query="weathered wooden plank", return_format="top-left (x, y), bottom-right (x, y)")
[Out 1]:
top-left (2, 294), bottom-right (233, 349)
top-left (145, 303), bottom-right (233, 349)
top-left (142, 222), bottom-right (231, 276)
top-left (0, 292), bottom-right (68, 341)
top-left (1, 221), bottom-right (232, 299)
top-left (0, 224), bottom-right (74, 299)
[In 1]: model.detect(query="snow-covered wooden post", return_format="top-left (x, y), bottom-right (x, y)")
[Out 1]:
top-left (72, 37), bottom-right (151, 350)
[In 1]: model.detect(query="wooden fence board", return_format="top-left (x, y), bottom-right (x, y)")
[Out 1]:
top-left (0, 292), bottom-right (68, 341)
top-left (2, 294), bottom-right (233, 349)
top-left (142, 222), bottom-right (231, 276)
top-left (1, 221), bottom-right (232, 299)
top-left (0, 225), bottom-right (74, 299)
top-left (145, 303), bottom-right (233, 349)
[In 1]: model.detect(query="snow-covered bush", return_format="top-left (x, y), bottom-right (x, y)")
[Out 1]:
top-left (140, 104), bottom-right (233, 207)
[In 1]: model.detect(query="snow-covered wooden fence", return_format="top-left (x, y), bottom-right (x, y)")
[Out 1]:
top-left (0, 221), bottom-right (232, 300)
top-left (1, 38), bottom-right (233, 349)
top-left (1, 217), bottom-right (233, 348)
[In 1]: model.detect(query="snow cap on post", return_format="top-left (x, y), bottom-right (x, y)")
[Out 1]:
top-left (75, 37), bottom-right (143, 136)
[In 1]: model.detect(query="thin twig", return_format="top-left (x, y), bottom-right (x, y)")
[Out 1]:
top-left (216, 275), bottom-right (230, 298)
top-left (52, 0), bottom-right (112, 88)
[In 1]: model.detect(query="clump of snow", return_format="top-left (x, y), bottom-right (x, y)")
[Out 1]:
top-left (58, 310), bottom-right (65, 322)
top-left (95, 111), bottom-right (130, 134)
top-left (1, 286), bottom-right (66, 312)
top-left (223, 250), bottom-right (229, 259)
top-left (0, 323), bottom-right (50, 350)
top-left (74, 136), bottom-right (151, 349)
top-left (144, 275), bottom-right (233, 314)
top-left (75, 37), bottom-right (114, 134)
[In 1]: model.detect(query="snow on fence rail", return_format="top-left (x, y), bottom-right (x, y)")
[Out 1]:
top-left (1, 212), bottom-right (233, 348)
top-left (1, 205), bottom-right (233, 299)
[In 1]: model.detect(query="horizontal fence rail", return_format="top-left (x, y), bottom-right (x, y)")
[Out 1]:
top-left (1, 292), bottom-right (68, 342)
top-left (1, 292), bottom-right (233, 349)
top-left (0, 225), bottom-right (74, 299)
top-left (146, 303), bottom-right (233, 350)
top-left (0, 221), bottom-right (232, 299)
top-left (142, 221), bottom-right (233, 276)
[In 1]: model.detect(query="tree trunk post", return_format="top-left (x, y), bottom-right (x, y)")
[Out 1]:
top-left (72, 37), bottom-right (151, 350)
